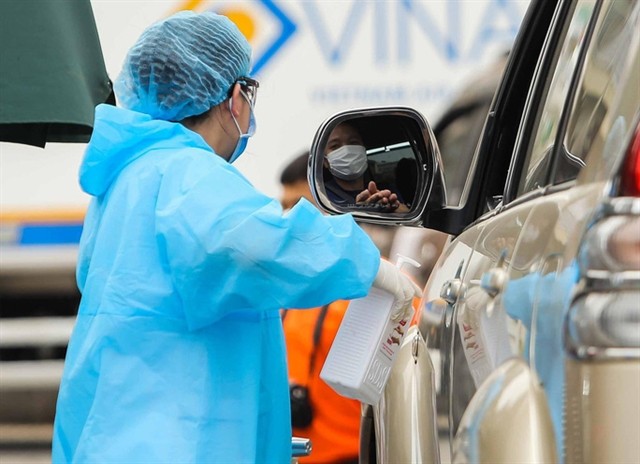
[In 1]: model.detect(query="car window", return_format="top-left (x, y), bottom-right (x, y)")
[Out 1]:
top-left (435, 53), bottom-right (508, 208)
top-left (554, 0), bottom-right (640, 184)
top-left (517, 0), bottom-right (597, 196)
top-left (438, 103), bottom-right (491, 205)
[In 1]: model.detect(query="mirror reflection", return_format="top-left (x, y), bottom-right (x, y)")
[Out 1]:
top-left (321, 117), bottom-right (421, 213)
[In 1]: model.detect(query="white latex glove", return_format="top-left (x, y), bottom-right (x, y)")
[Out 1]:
top-left (373, 259), bottom-right (423, 321)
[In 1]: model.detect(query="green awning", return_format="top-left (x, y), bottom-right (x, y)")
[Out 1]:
top-left (0, 0), bottom-right (114, 147)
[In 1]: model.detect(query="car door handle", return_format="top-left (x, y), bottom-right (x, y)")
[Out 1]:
top-left (440, 259), bottom-right (466, 304)
top-left (480, 249), bottom-right (510, 298)
top-left (440, 278), bottom-right (464, 304)
top-left (480, 266), bottom-right (509, 298)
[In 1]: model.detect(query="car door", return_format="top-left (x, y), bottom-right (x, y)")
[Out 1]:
top-left (447, 0), bottom-right (597, 434)
top-left (503, 1), bottom-right (640, 461)
top-left (448, 0), bottom-right (639, 461)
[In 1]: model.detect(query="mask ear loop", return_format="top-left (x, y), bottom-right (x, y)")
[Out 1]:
top-left (229, 91), bottom-right (255, 137)
top-left (229, 96), bottom-right (243, 137)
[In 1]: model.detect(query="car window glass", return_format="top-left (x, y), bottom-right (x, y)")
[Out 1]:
top-left (438, 103), bottom-right (490, 205)
top-left (517, 0), bottom-right (596, 196)
top-left (555, 0), bottom-right (640, 184)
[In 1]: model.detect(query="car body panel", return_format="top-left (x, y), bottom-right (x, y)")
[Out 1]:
top-left (565, 359), bottom-right (640, 463)
top-left (401, 0), bottom-right (638, 459)
top-left (452, 358), bottom-right (557, 463)
top-left (448, 202), bottom-right (533, 437)
top-left (373, 325), bottom-right (439, 464)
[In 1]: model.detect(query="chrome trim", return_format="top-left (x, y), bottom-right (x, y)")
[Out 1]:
top-left (566, 345), bottom-right (640, 361)
top-left (565, 289), bottom-right (640, 360)
top-left (566, 196), bottom-right (640, 360)
top-left (560, 145), bottom-right (586, 169)
top-left (440, 279), bottom-right (463, 305)
top-left (479, 266), bottom-right (508, 298)
top-left (583, 197), bottom-right (640, 231)
top-left (602, 197), bottom-right (640, 216)
top-left (583, 271), bottom-right (640, 289)
top-left (411, 332), bottom-right (420, 362)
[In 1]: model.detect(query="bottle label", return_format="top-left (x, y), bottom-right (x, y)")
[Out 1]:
top-left (365, 357), bottom-right (391, 391)
top-left (379, 318), bottom-right (408, 361)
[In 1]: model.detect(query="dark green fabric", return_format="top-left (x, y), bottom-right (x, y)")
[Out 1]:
top-left (0, 0), bottom-right (114, 147)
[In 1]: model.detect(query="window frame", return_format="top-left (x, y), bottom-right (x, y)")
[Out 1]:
top-left (502, 0), bottom-right (603, 205)
top-left (550, 0), bottom-right (640, 187)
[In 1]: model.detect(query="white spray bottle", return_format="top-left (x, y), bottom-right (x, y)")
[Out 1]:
top-left (320, 255), bottom-right (421, 405)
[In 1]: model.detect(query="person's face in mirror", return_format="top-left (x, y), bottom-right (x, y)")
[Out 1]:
top-left (325, 122), bottom-right (365, 154)
top-left (322, 121), bottom-right (407, 212)
top-left (323, 122), bottom-right (368, 190)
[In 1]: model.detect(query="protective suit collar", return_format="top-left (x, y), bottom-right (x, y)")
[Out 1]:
top-left (80, 104), bottom-right (213, 196)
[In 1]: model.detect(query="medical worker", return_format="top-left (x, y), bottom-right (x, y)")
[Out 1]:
top-left (52, 11), bottom-right (419, 464)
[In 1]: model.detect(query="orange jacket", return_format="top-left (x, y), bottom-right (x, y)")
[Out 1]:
top-left (283, 300), bottom-right (360, 464)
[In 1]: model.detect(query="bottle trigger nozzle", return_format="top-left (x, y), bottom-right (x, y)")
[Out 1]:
top-left (394, 254), bottom-right (421, 271)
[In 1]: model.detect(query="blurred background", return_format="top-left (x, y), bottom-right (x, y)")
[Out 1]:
top-left (0, 0), bottom-right (528, 460)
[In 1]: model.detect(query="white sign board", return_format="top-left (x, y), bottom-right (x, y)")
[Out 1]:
top-left (0, 0), bottom-right (529, 213)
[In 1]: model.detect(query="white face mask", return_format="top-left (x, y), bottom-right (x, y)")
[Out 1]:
top-left (326, 145), bottom-right (368, 180)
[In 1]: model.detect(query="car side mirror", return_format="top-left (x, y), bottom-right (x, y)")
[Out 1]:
top-left (309, 107), bottom-right (446, 224)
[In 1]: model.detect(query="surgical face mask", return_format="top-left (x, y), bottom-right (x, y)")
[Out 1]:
top-left (229, 90), bottom-right (256, 164)
top-left (326, 145), bottom-right (368, 180)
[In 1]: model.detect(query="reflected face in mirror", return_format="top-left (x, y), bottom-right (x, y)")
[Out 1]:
top-left (324, 123), bottom-right (368, 185)
top-left (326, 122), bottom-right (365, 153)
top-left (322, 120), bottom-right (411, 213)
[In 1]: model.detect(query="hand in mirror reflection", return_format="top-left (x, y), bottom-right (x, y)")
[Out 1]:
top-left (323, 121), bottom-right (409, 212)
top-left (355, 180), bottom-right (404, 211)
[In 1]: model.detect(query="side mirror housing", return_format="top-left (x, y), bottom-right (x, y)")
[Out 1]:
top-left (309, 107), bottom-right (446, 225)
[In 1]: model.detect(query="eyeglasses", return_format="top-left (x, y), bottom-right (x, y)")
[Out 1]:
top-left (233, 76), bottom-right (259, 107)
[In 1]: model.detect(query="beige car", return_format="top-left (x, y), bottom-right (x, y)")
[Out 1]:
top-left (308, 0), bottom-right (639, 462)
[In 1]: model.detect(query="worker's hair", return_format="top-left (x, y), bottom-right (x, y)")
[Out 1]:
top-left (280, 152), bottom-right (310, 185)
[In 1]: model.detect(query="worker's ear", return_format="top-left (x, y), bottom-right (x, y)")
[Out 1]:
top-left (229, 83), bottom-right (244, 118)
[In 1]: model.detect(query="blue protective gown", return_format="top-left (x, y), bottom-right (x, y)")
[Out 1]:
top-left (502, 263), bottom-right (579, 462)
top-left (52, 104), bottom-right (380, 464)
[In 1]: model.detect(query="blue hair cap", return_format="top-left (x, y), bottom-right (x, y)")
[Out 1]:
top-left (114, 11), bottom-right (252, 121)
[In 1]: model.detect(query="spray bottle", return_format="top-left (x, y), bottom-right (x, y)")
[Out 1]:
top-left (320, 255), bottom-right (421, 405)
